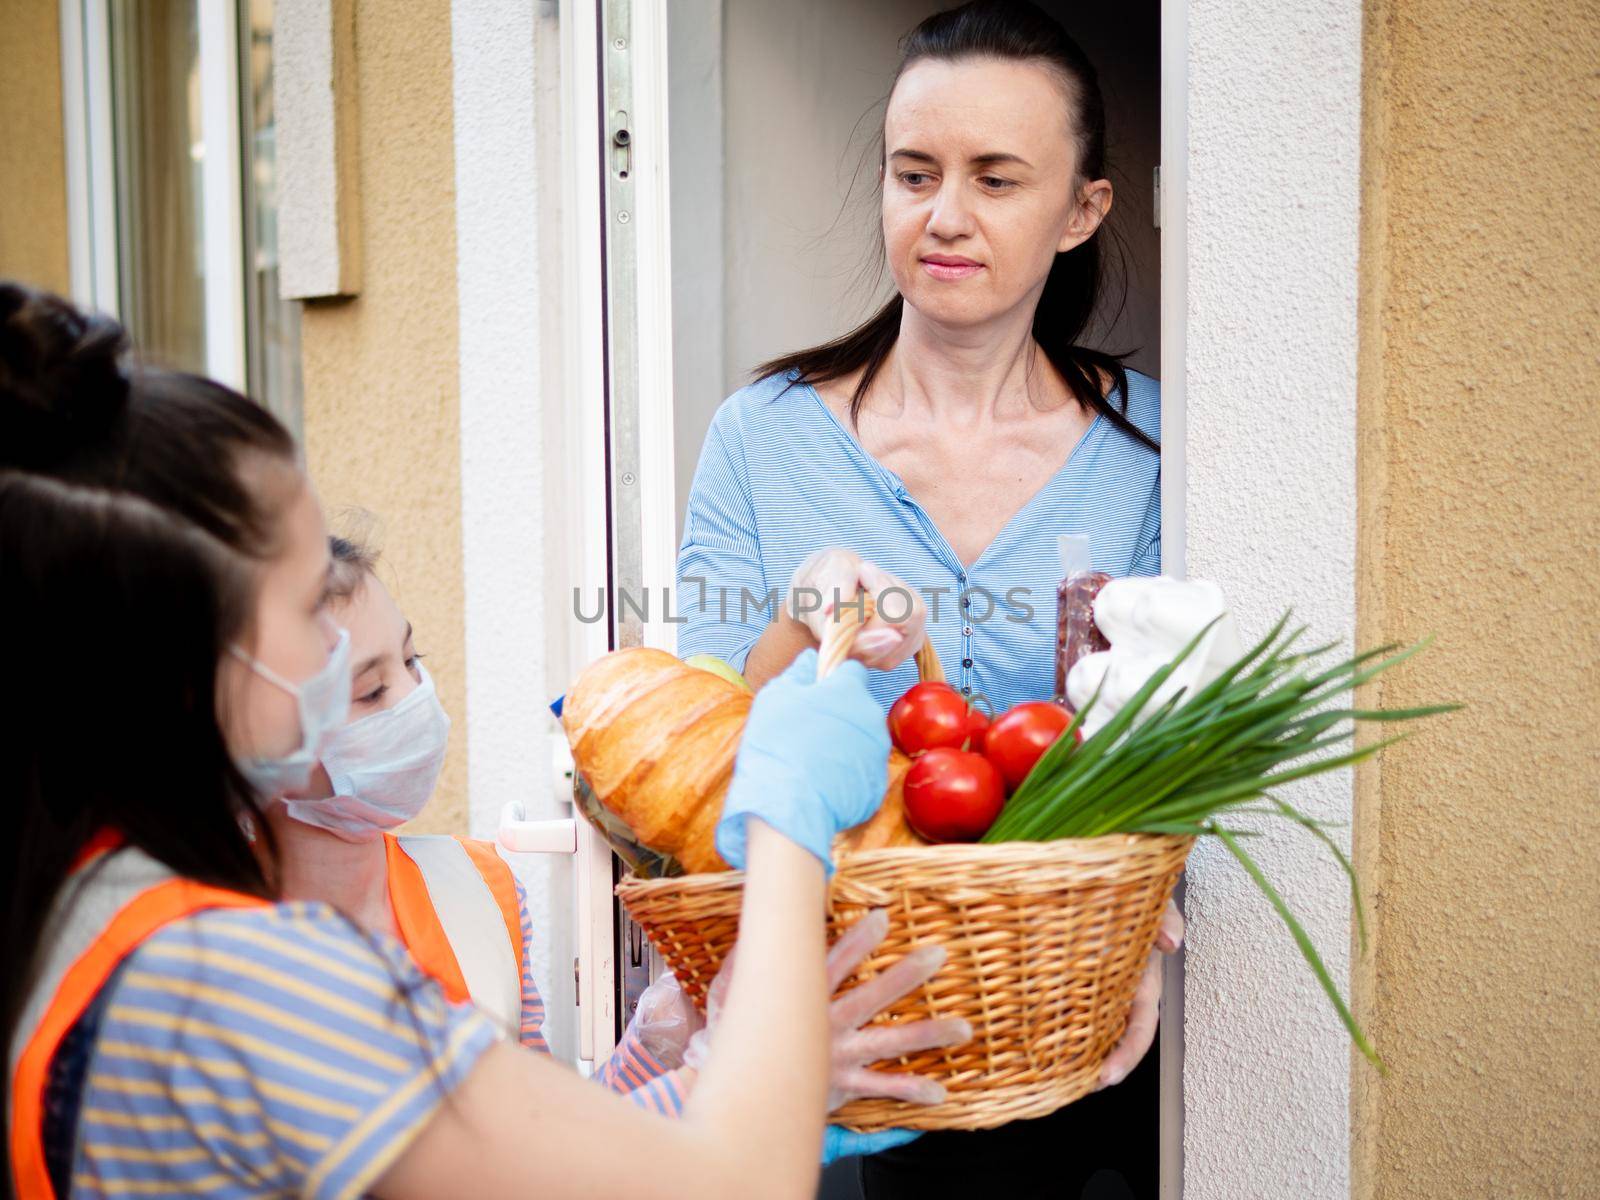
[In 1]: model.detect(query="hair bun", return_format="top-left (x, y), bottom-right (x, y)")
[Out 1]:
top-left (0, 281), bottom-right (131, 471)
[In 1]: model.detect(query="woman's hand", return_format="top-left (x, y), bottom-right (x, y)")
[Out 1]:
top-left (1098, 899), bottom-right (1184, 1089)
top-left (686, 909), bottom-right (971, 1113)
top-left (715, 649), bottom-right (889, 872)
top-left (786, 549), bottom-right (927, 671)
top-left (821, 909), bottom-right (970, 1109)
top-left (628, 971), bottom-right (702, 1070)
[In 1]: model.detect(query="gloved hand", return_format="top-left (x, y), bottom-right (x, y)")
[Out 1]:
top-left (822, 1126), bottom-right (920, 1164)
top-left (819, 908), bottom-right (969, 1110)
top-left (715, 648), bottom-right (889, 872)
top-left (626, 971), bottom-right (702, 1070)
top-left (683, 909), bottom-right (971, 1162)
top-left (786, 548), bottom-right (926, 671)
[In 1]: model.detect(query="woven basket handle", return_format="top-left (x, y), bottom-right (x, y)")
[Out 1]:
top-left (816, 589), bottom-right (944, 683)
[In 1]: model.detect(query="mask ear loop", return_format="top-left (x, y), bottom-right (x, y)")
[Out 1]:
top-left (228, 644), bottom-right (303, 697)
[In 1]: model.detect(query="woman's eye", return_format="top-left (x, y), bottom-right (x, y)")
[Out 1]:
top-left (898, 171), bottom-right (932, 187)
top-left (405, 652), bottom-right (425, 672)
top-left (358, 684), bottom-right (387, 705)
top-left (978, 176), bottom-right (1015, 190)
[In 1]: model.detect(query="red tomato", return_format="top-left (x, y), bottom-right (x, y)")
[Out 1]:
top-left (985, 701), bottom-right (1074, 791)
top-left (962, 705), bottom-right (991, 755)
top-left (903, 748), bottom-right (1007, 842)
top-left (888, 682), bottom-right (971, 756)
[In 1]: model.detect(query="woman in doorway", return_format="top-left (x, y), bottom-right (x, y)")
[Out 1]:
top-left (268, 529), bottom-right (968, 1137)
top-left (677, 2), bottom-right (1179, 1195)
top-left (2, 282), bottom-right (899, 1199)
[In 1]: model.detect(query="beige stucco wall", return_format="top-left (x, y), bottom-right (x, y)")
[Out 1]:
top-left (0, 0), bottom-right (71, 293)
top-left (1353, 1), bottom-right (1600, 1195)
top-left (297, 0), bottom-right (468, 835)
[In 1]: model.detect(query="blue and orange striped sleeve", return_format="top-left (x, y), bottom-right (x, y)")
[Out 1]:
top-left (511, 878), bottom-right (549, 1052)
top-left (509, 880), bottom-right (691, 1115)
top-left (596, 1031), bottom-right (694, 1117)
top-left (69, 902), bottom-right (500, 1200)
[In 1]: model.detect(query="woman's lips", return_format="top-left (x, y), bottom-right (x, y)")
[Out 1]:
top-left (921, 256), bottom-right (984, 281)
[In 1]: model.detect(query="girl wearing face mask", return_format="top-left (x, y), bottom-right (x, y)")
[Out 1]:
top-left (1, 282), bottom-right (905, 1200)
top-left (270, 531), bottom-right (695, 1107)
top-left (271, 532), bottom-right (972, 1140)
top-left (677, 2), bottom-right (1181, 1194)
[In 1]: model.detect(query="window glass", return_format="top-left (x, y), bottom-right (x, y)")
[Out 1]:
top-left (108, 0), bottom-right (207, 374)
top-left (105, 0), bottom-right (302, 435)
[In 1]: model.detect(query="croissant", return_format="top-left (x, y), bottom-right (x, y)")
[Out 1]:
top-left (561, 647), bottom-right (921, 873)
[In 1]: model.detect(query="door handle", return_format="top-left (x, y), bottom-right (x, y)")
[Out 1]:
top-left (497, 803), bottom-right (578, 855)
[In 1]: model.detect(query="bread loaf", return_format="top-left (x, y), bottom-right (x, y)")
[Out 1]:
top-left (561, 648), bottom-right (922, 873)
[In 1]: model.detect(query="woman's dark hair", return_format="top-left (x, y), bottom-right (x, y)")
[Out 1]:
top-left (758, 0), bottom-right (1155, 452)
top-left (0, 282), bottom-right (298, 549)
top-left (0, 473), bottom-right (274, 1118)
top-left (0, 281), bottom-right (298, 1119)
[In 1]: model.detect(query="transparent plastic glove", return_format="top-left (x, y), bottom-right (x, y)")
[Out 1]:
top-left (684, 910), bottom-right (971, 1158)
top-left (1098, 899), bottom-right (1185, 1089)
top-left (627, 971), bottom-right (703, 1071)
top-left (821, 908), bottom-right (970, 1109)
top-left (714, 649), bottom-right (889, 872)
top-left (786, 548), bottom-right (927, 671)
top-left (822, 1126), bottom-right (920, 1164)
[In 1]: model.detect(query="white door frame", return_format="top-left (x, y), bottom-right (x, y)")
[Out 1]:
top-left (631, 2), bottom-right (1198, 1188)
top-left (1157, 3), bottom-right (1189, 1193)
top-left (558, 0), bottom-right (621, 1066)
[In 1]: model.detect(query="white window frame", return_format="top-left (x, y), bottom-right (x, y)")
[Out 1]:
top-left (58, 0), bottom-right (249, 392)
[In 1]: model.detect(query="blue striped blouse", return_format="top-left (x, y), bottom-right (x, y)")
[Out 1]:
top-left (677, 370), bottom-right (1161, 717)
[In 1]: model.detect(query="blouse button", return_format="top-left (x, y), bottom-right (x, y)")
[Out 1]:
top-left (963, 626), bottom-right (973, 637)
top-left (962, 657), bottom-right (973, 668)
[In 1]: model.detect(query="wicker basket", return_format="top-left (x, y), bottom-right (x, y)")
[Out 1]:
top-left (614, 609), bottom-right (1192, 1132)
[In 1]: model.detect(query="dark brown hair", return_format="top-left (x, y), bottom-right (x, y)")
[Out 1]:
top-left (0, 282), bottom-right (300, 1148)
top-left (757, 0), bottom-right (1155, 452)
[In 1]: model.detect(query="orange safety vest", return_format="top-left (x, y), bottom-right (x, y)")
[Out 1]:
top-left (383, 834), bottom-right (524, 1038)
top-left (8, 842), bottom-right (268, 1200)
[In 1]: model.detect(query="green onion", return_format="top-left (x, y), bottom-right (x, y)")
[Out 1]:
top-left (983, 611), bottom-right (1458, 1065)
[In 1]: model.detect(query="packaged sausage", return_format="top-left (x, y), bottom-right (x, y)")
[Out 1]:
top-left (1054, 534), bottom-right (1111, 709)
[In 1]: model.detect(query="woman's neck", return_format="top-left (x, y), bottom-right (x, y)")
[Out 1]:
top-left (885, 294), bottom-right (1056, 423)
top-left (265, 805), bottom-right (398, 938)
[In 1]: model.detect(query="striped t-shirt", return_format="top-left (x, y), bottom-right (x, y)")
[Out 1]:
top-left (45, 868), bottom-right (691, 1199)
top-left (677, 370), bottom-right (1161, 715)
top-left (56, 901), bottom-right (498, 1200)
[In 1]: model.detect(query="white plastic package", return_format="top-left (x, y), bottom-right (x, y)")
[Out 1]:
top-left (1064, 577), bottom-right (1243, 739)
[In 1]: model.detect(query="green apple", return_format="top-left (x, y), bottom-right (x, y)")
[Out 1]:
top-left (684, 653), bottom-right (752, 692)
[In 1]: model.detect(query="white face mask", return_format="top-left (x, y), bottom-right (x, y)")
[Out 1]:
top-left (231, 629), bottom-right (353, 798)
top-left (281, 662), bottom-right (451, 842)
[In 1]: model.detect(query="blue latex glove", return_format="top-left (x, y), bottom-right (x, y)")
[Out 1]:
top-left (715, 649), bottom-right (889, 873)
top-left (823, 1126), bottom-right (920, 1164)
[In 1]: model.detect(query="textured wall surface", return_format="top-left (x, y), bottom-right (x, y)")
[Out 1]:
top-left (297, 0), bottom-right (469, 835)
top-left (1353, 2), bottom-right (1600, 1195)
top-left (448, 0), bottom-right (571, 1060)
top-left (1181, 1), bottom-right (1364, 1195)
top-left (0, 0), bottom-right (70, 293)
